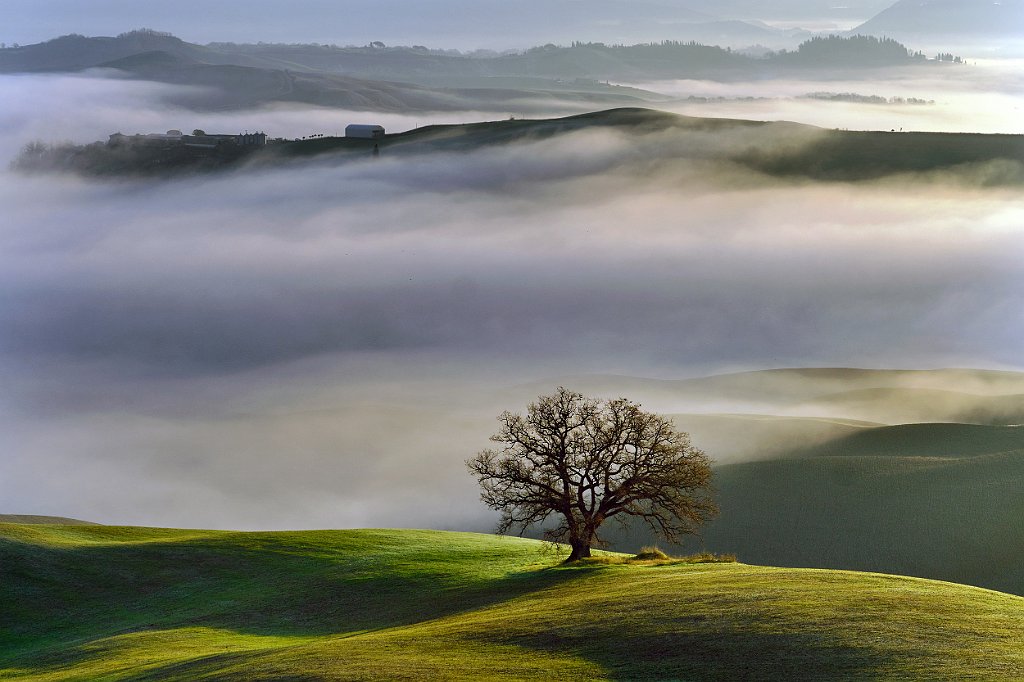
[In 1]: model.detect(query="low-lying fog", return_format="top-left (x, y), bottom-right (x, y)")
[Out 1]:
top-left (2, 72), bottom-right (1022, 530)
top-left (638, 59), bottom-right (1024, 134)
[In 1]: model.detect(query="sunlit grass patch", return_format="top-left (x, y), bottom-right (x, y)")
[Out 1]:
top-left (577, 546), bottom-right (738, 566)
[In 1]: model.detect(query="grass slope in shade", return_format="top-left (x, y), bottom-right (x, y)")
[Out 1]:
top-left (702, 445), bottom-right (1024, 595)
top-left (3, 527), bottom-right (1024, 680)
top-left (606, 423), bottom-right (1024, 595)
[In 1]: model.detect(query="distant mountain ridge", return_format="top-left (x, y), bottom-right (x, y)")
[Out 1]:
top-left (856, 0), bottom-right (1024, 37)
top-left (0, 29), bottom-right (946, 87)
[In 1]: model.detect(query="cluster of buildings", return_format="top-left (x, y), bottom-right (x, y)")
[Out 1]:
top-left (108, 129), bottom-right (268, 149)
top-left (106, 124), bottom-right (386, 150)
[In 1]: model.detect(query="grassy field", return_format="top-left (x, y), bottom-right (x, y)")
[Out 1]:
top-left (3, 526), bottom-right (1024, 680)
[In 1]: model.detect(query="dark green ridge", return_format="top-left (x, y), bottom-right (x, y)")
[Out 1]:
top-left (14, 108), bottom-right (1024, 183)
top-left (793, 423), bottom-right (1024, 458)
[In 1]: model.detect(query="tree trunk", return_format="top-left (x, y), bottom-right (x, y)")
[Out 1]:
top-left (566, 539), bottom-right (592, 562)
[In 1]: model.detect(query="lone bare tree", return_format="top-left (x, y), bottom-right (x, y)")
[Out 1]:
top-left (467, 388), bottom-right (717, 561)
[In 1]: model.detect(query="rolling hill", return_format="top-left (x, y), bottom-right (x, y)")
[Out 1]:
top-left (98, 51), bottom-right (647, 113)
top-left (665, 413), bottom-right (877, 464)
top-left (3, 526), bottom-right (1024, 680)
top-left (855, 0), bottom-right (1024, 38)
top-left (0, 515), bottom-right (97, 525)
top-left (521, 370), bottom-right (1024, 595)
top-left (796, 387), bottom-right (1024, 424)
top-left (17, 107), bottom-right (1024, 184)
top-left (604, 420), bottom-right (1024, 596)
top-left (1, 29), bottom-right (955, 106)
top-left (0, 31), bottom-right (658, 113)
top-left (792, 422), bottom-right (1024, 458)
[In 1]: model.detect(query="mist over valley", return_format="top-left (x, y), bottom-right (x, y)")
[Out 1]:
top-left (3, 64), bottom-right (1022, 534)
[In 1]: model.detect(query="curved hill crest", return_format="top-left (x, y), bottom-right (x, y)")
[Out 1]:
top-left (2, 527), bottom-right (1023, 679)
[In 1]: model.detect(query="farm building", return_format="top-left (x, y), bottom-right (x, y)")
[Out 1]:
top-left (346, 124), bottom-right (385, 139)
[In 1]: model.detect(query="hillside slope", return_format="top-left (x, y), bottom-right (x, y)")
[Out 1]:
top-left (689, 423), bottom-right (1024, 594)
top-left (2, 527), bottom-right (1024, 680)
top-left (0, 515), bottom-right (97, 525)
top-left (18, 108), bottom-right (1024, 184)
top-left (796, 387), bottom-right (1024, 424)
top-left (856, 0), bottom-right (1024, 37)
top-left (598, 420), bottom-right (1024, 595)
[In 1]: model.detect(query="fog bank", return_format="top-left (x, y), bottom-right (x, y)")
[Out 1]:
top-left (2, 72), bottom-right (1022, 530)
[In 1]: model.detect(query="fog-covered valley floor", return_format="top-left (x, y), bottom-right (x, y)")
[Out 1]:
top-left (2, 69), bottom-right (1023, 531)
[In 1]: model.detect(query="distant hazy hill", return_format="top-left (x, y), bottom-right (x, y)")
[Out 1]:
top-left (798, 387), bottom-right (1024, 424)
top-left (666, 413), bottom-right (877, 464)
top-left (684, 0), bottom-right (893, 20)
top-left (1, 30), bottom-right (942, 95)
top-left (856, 0), bottom-right (1024, 37)
top-left (96, 51), bottom-right (643, 113)
top-left (520, 367), bottom-right (1024, 416)
top-left (0, 29), bottom-right (273, 72)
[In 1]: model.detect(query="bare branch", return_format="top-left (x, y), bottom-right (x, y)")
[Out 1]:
top-left (466, 387), bottom-right (718, 560)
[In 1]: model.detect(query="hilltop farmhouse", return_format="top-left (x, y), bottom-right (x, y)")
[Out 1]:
top-left (345, 124), bottom-right (385, 139)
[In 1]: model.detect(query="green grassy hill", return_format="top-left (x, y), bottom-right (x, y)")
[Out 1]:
top-left (792, 423), bottom-right (1024, 459)
top-left (0, 515), bottom-right (97, 525)
top-left (690, 423), bottom-right (1024, 595)
top-left (3, 526), bottom-right (1024, 680)
top-left (603, 422), bottom-right (1024, 596)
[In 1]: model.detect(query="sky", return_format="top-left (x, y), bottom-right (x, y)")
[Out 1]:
top-left (1, 2), bottom-right (1022, 530)
top-left (0, 0), bottom-right (891, 49)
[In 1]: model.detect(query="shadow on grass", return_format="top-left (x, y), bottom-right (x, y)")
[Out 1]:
top-left (487, 614), bottom-right (889, 680)
top-left (0, 532), bottom-right (589, 672)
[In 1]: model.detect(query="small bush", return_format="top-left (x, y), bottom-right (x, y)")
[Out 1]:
top-left (634, 546), bottom-right (670, 561)
top-left (575, 548), bottom-right (738, 566)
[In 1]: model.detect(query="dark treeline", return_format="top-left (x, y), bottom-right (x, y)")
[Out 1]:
top-left (11, 138), bottom-right (256, 177)
top-left (769, 34), bottom-right (931, 65)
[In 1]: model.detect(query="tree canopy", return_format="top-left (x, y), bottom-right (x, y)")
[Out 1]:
top-left (468, 388), bottom-right (717, 561)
